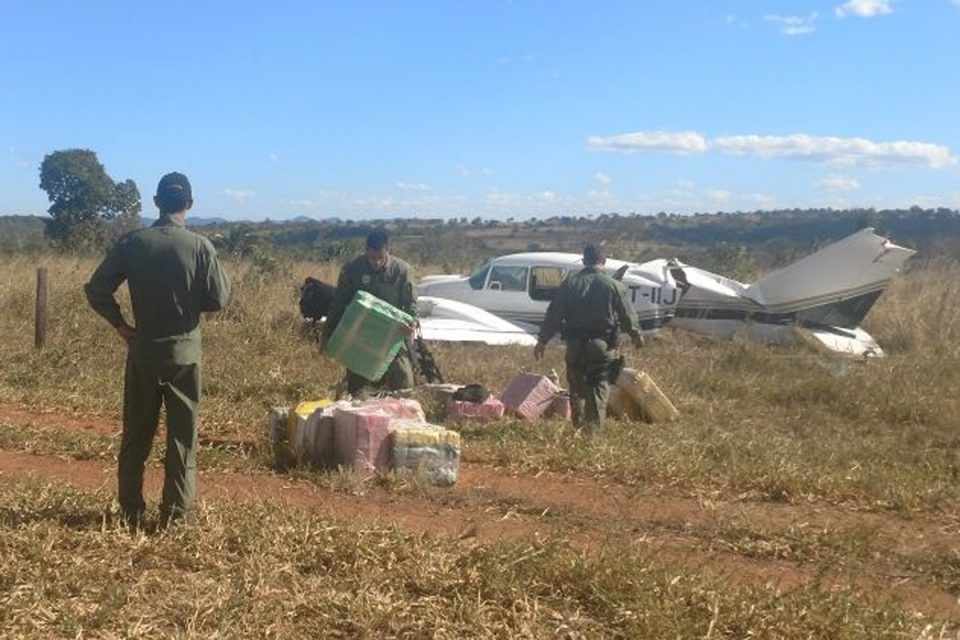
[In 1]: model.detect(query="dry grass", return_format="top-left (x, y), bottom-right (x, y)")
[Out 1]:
top-left (2, 252), bottom-right (960, 636)
top-left (0, 478), bottom-right (937, 639)
top-left (1, 254), bottom-right (959, 511)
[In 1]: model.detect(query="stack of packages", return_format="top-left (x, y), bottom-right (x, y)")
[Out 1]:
top-left (608, 368), bottom-right (679, 423)
top-left (499, 373), bottom-right (571, 421)
top-left (271, 397), bottom-right (462, 486)
top-left (291, 290), bottom-right (460, 484)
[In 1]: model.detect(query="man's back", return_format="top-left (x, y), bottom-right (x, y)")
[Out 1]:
top-left (558, 268), bottom-right (631, 337)
top-left (85, 217), bottom-right (230, 364)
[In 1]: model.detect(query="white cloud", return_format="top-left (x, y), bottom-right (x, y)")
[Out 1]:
top-left (587, 130), bottom-right (709, 154)
top-left (835, 0), bottom-right (893, 18)
top-left (268, 152), bottom-right (280, 163)
top-left (288, 199), bottom-right (317, 208)
top-left (224, 188), bottom-right (255, 204)
top-left (395, 181), bottom-right (431, 192)
top-left (707, 189), bottom-right (732, 204)
top-left (764, 13), bottom-right (818, 35)
top-left (589, 130), bottom-right (956, 169)
top-left (456, 165), bottom-right (495, 177)
top-left (587, 189), bottom-right (613, 200)
top-left (818, 175), bottom-right (861, 192)
top-left (594, 172), bottom-right (612, 186)
top-left (540, 191), bottom-right (557, 201)
top-left (712, 134), bottom-right (956, 168)
top-left (749, 193), bottom-right (778, 208)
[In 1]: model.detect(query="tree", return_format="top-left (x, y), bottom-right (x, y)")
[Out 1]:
top-left (39, 149), bottom-right (141, 248)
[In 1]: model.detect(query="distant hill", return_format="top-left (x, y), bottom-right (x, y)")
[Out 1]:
top-left (141, 216), bottom-right (231, 227)
top-left (3, 208), bottom-right (960, 266)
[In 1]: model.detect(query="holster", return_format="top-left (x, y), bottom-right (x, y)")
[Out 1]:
top-left (608, 355), bottom-right (625, 384)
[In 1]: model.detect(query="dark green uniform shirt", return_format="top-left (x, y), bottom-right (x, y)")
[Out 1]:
top-left (84, 216), bottom-right (231, 364)
top-left (538, 266), bottom-right (639, 344)
top-left (323, 254), bottom-right (417, 340)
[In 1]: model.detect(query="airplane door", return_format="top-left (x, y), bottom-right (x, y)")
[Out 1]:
top-left (482, 264), bottom-right (537, 324)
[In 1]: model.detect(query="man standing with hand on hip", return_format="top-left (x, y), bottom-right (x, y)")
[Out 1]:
top-left (534, 243), bottom-right (642, 433)
top-left (85, 172), bottom-right (231, 529)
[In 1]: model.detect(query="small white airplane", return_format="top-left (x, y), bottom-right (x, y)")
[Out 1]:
top-left (416, 228), bottom-right (916, 357)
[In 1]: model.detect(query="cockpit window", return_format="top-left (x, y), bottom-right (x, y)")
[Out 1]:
top-left (468, 262), bottom-right (491, 290)
top-left (488, 265), bottom-right (528, 292)
top-left (530, 266), bottom-right (565, 301)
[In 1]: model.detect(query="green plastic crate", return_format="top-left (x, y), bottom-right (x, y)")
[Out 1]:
top-left (324, 291), bottom-right (413, 382)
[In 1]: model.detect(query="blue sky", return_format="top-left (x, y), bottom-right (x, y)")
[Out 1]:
top-left (3, 0), bottom-right (959, 220)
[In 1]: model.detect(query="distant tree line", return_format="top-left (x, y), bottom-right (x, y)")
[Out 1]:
top-left (8, 147), bottom-right (959, 265)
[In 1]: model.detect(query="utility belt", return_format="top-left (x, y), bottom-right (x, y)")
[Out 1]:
top-left (563, 327), bottom-right (619, 349)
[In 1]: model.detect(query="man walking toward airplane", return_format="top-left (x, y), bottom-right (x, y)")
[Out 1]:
top-left (322, 229), bottom-right (417, 395)
top-left (85, 172), bottom-right (231, 529)
top-left (534, 243), bottom-right (642, 432)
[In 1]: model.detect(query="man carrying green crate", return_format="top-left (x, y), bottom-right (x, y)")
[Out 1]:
top-left (322, 229), bottom-right (417, 395)
top-left (534, 242), bottom-right (643, 433)
top-left (85, 172), bottom-right (231, 529)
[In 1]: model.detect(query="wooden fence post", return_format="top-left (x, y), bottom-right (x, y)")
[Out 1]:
top-left (35, 267), bottom-right (47, 349)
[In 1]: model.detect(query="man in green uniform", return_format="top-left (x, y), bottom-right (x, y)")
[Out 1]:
top-left (85, 172), bottom-right (231, 528)
top-left (534, 243), bottom-right (642, 432)
top-left (322, 229), bottom-right (417, 396)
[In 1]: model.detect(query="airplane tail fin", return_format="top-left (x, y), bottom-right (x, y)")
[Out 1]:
top-left (744, 228), bottom-right (915, 329)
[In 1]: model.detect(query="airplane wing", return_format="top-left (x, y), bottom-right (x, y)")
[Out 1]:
top-left (417, 297), bottom-right (538, 346)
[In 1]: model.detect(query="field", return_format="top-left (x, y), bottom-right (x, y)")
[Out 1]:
top-left (1, 251), bottom-right (959, 638)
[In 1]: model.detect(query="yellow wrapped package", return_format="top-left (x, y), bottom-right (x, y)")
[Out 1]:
top-left (615, 369), bottom-right (679, 423)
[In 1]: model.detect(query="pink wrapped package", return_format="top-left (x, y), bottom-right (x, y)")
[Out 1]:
top-left (447, 396), bottom-right (505, 423)
top-left (499, 374), bottom-right (560, 421)
top-left (333, 407), bottom-right (392, 472)
top-left (545, 394), bottom-right (571, 421)
top-left (360, 398), bottom-right (426, 422)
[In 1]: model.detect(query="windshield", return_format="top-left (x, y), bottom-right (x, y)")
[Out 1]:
top-left (468, 262), bottom-right (491, 290)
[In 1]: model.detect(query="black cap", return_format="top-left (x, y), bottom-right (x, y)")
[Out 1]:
top-left (583, 242), bottom-right (607, 265)
top-left (156, 172), bottom-right (192, 200)
top-left (366, 228), bottom-right (389, 250)
top-left (155, 172), bottom-right (192, 214)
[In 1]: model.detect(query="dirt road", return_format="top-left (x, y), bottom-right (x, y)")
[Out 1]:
top-left (1, 403), bottom-right (958, 620)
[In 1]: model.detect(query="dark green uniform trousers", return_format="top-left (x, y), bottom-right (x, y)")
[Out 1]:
top-left (346, 350), bottom-right (415, 397)
top-left (119, 354), bottom-right (200, 525)
top-left (565, 338), bottom-right (617, 432)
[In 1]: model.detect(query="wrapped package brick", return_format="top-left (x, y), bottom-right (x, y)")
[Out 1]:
top-left (333, 406), bottom-right (393, 472)
top-left (324, 291), bottom-right (413, 383)
top-left (446, 396), bottom-right (505, 423)
top-left (499, 374), bottom-right (560, 420)
top-left (363, 397), bottom-right (426, 422)
top-left (615, 368), bottom-right (679, 423)
top-left (390, 422), bottom-right (461, 486)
